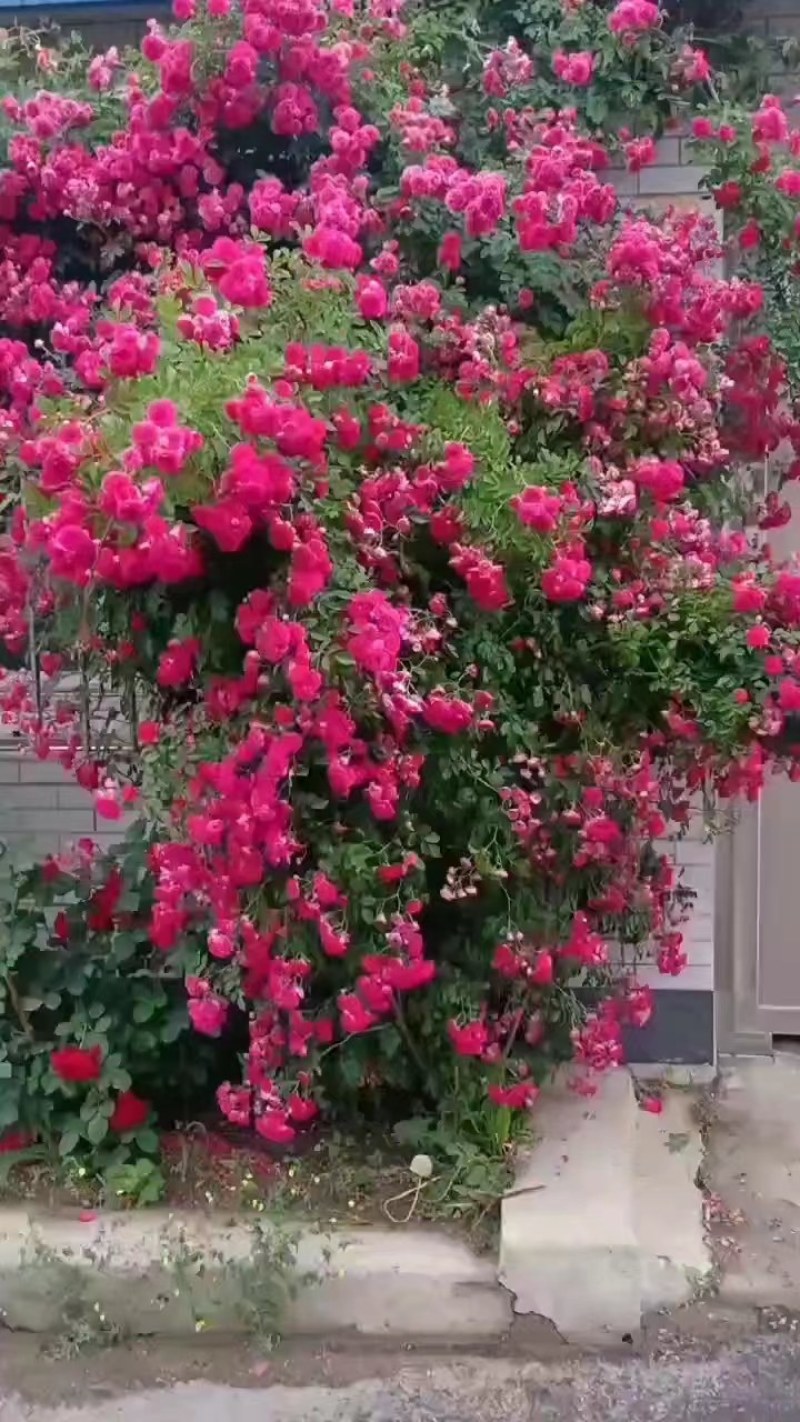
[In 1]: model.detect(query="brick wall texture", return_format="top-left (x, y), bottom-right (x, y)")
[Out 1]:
top-left (742, 0), bottom-right (800, 41)
top-left (0, 750), bottom-right (124, 860)
top-left (0, 746), bottom-right (717, 992)
top-left (636, 0), bottom-right (800, 996)
top-left (639, 817), bottom-right (716, 995)
top-left (612, 137), bottom-right (721, 996)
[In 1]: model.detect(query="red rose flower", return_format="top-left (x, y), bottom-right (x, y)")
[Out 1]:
top-left (109, 1091), bottom-right (151, 1133)
top-left (0, 1129), bottom-right (35, 1154)
top-left (138, 720), bottom-right (162, 747)
top-left (51, 1045), bottom-right (103, 1083)
top-left (640, 1096), bottom-right (664, 1115)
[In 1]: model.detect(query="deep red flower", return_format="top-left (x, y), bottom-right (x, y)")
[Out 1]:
top-left (51, 1045), bottom-right (103, 1083)
top-left (256, 1110), bottom-right (296, 1144)
top-left (139, 720), bottom-right (162, 747)
top-left (714, 181), bottom-right (742, 210)
top-left (0, 1129), bottom-right (35, 1154)
top-left (437, 232), bottom-right (462, 272)
top-left (488, 1082), bottom-right (539, 1110)
top-left (640, 1096), bottom-right (664, 1115)
top-left (109, 1091), bottom-right (151, 1133)
top-left (448, 1020), bottom-right (490, 1057)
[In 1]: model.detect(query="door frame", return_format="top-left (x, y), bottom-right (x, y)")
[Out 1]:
top-left (715, 800), bottom-right (800, 1053)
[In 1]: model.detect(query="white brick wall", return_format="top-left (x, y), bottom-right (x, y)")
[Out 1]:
top-left (612, 134), bottom-right (717, 212)
top-left (740, 0), bottom-right (800, 94)
top-left (632, 0), bottom-right (800, 1004)
top-left (0, 752), bottom-right (124, 859)
top-left (610, 130), bottom-right (725, 1000)
top-left (637, 816), bottom-right (716, 994)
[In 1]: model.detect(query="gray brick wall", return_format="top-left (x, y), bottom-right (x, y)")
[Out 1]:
top-left (0, 751), bottom-right (125, 859)
top-left (612, 135), bottom-right (720, 997)
top-left (0, 4), bottom-right (169, 50)
top-left (739, 0), bottom-right (800, 93)
top-left (612, 0), bottom-right (800, 1017)
top-left (639, 815), bottom-right (716, 995)
top-left (613, 135), bottom-right (717, 216)
top-left (742, 0), bottom-right (800, 30)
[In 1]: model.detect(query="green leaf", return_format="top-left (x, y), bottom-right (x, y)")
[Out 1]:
top-left (86, 1114), bottom-right (109, 1146)
top-left (113, 933), bottom-right (139, 962)
top-left (338, 1052), bottom-right (364, 1091)
top-left (379, 1025), bottom-right (402, 1060)
top-left (58, 1130), bottom-right (80, 1157)
top-left (161, 1011), bottom-right (186, 1043)
top-left (0, 1094), bottom-right (20, 1129)
top-left (392, 1117), bottom-right (434, 1149)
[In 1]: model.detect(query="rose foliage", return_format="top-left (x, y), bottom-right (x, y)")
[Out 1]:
top-left (0, 0), bottom-right (799, 1168)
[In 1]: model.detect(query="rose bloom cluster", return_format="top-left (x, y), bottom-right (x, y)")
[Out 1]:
top-left (0, 0), bottom-right (798, 1147)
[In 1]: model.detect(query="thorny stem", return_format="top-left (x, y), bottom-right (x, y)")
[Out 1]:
top-left (316, 1020), bottom-right (390, 1063)
top-left (393, 996), bottom-right (429, 1083)
top-left (5, 972), bottom-right (34, 1040)
top-left (501, 1005), bottom-right (526, 1064)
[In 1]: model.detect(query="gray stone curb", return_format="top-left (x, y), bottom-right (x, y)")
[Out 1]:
top-left (0, 1210), bottom-right (511, 1342)
top-left (0, 1071), bottom-right (711, 1346)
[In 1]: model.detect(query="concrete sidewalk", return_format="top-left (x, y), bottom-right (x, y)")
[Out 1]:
top-left (5, 1057), bottom-right (800, 1356)
top-left (0, 1069), bottom-right (713, 1351)
top-left (502, 1050), bottom-right (800, 1338)
top-left (706, 1052), bottom-right (800, 1316)
top-left (501, 1070), bottom-right (711, 1343)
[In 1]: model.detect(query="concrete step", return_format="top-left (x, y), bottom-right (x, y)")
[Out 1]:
top-left (499, 1070), bottom-right (711, 1344)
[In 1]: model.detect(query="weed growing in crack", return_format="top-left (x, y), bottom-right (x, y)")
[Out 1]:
top-left (21, 1237), bottom-right (124, 1360)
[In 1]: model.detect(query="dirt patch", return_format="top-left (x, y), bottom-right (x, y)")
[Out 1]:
top-left (0, 1304), bottom-right (787, 1409)
top-left (0, 1127), bottom-right (512, 1250)
top-left (0, 1333), bottom-right (479, 1407)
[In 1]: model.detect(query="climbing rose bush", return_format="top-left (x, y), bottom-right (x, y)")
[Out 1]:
top-left (0, 836), bottom-right (220, 1161)
top-left (0, 0), bottom-right (799, 1154)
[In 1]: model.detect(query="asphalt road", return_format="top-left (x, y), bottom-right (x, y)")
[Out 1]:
top-left (3, 1335), bottom-right (800, 1422)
